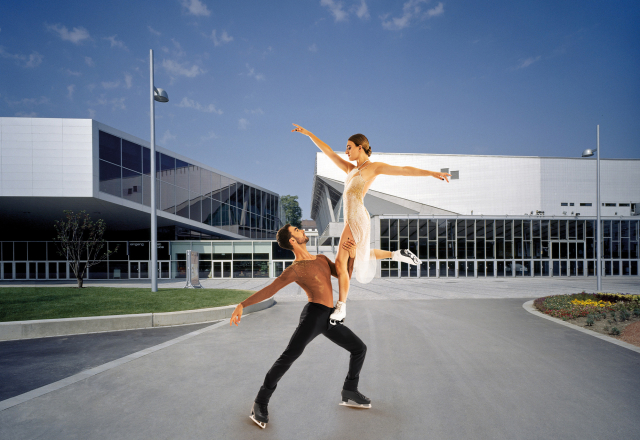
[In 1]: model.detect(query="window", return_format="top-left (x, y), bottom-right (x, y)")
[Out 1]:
top-left (440, 168), bottom-right (449, 174)
top-left (450, 170), bottom-right (459, 180)
top-left (604, 203), bottom-right (616, 207)
top-left (561, 203), bottom-right (568, 206)
top-left (580, 203), bottom-right (592, 206)
top-left (619, 203), bottom-right (630, 207)
top-left (570, 203), bottom-right (574, 206)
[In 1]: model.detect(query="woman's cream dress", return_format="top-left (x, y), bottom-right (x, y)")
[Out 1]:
top-left (343, 163), bottom-right (377, 283)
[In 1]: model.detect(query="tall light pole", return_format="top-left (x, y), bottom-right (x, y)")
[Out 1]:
top-left (582, 125), bottom-right (601, 291)
top-left (150, 49), bottom-right (169, 292)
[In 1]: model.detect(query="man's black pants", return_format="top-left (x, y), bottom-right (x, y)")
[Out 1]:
top-left (255, 302), bottom-right (367, 404)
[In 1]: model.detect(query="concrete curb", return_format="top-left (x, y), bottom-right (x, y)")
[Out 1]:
top-left (0, 298), bottom-right (275, 341)
top-left (522, 300), bottom-right (640, 354)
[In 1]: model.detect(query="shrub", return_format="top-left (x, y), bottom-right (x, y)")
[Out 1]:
top-left (586, 315), bottom-right (594, 326)
top-left (610, 327), bottom-right (620, 336)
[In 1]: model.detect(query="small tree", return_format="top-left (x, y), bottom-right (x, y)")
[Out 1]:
top-left (281, 195), bottom-right (302, 228)
top-left (54, 210), bottom-right (116, 288)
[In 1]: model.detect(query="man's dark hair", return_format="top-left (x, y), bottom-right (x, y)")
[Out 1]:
top-left (276, 223), bottom-right (293, 250)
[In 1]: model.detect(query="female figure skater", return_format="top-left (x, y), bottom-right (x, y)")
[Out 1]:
top-left (292, 124), bottom-right (451, 323)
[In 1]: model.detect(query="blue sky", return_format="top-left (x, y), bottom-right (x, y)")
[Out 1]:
top-left (1, 0), bottom-right (638, 217)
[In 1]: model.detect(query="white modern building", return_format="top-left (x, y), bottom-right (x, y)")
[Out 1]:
top-left (311, 152), bottom-right (640, 278)
top-left (0, 117), bottom-right (291, 281)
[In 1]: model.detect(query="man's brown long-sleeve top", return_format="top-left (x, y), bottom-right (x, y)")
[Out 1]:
top-left (239, 254), bottom-right (354, 309)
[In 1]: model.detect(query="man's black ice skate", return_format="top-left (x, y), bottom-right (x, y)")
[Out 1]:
top-left (250, 402), bottom-right (269, 429)
top-left (340, 389), bottom-right (371, 409)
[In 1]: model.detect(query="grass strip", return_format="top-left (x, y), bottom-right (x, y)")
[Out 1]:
top-left (0, 287), bottom-right (255, 322)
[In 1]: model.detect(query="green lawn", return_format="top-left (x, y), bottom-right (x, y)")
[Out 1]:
top-left (0, 287), bottom-right (255, 322)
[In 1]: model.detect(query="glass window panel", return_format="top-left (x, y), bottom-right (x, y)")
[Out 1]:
top-left (603, 221), bottom-right (611, 237)
top-left (390, 220), bottom-right (398, 240)
top-left (457, 220), bottom-right (465, 239)
top-left (108, 242), bottom-right (127, 260)
top-left (122, 168), bottom-right (142, 204)
top-left (28, 242), bottom-right (46, 260)
top-left (99, 131), bottom-right (121, 165)
top-left (2, 242), bottom-right (13, 261)
top-left (200, 168), bottom-right (212, 197)
top-left (568, 220), bottom-right (576, 239)
top-left (495, 220), bottom-right (504, 238)
top-left (175, 187), bottom-right (189, 218)
top-left (523, 221), bottom-right (531, 240)
top-left (466, 240), bottom-right (474, 259)
top-left (505, 241), bottom-right (513, 259)
top-left (381, 219), bottom-right (390, 237)
top-left (496, 238), bottom-right (504, 259)
top-left (631, 221), bottom-right (638, 241)
top-left (485, 240), bottom-right (494, 259)
top-left (447, 241), bottom-right (455, 259)
top-left (466, 220), bottom-right (474, 241)
top-left (186, 165), bottom-right (200, 194)
top-left (611, 240), bottom-right (620, 259)
top-left (161, 182), bottom-right (176, 214)
top-left (532, 220), bottom-right (540, 238)
top-left (476, 220), bottom-right (485, 238)
top-left (457, 239), bottom-right (465, 259)
top-left (129, 242), bottom-right (149, 260)
top-left (612, 221), bottom-right (620, 240)
top-left (550, 220), bottom-right (558, 239)
top-left (142, 147), bottom-right (151, 175)
top-left (560, 221), bottom-right (567, 240)
top-left (438, 220), bottom-right (446, 237)
top-left (476, 238), bottom-right (485, 259)
top-left (160, 154), bottom-right (175, 184)
top-left (586, 220), bottom-right (594, 238)
top-left (142, 174), bottom-right (151, 207)
top-left (419, 220), bottom-right (429, 239)
top-left (515, 240), bottom-right (522, 258)
top-left (221, 176), bottom-right (231, 205)
top-left (122, 139), bottom-right (142, 173)
top-left (541, 220), bottom-right (549, 240)
top-left (631, 241), bottom-right (639, 259)
top-left (47, 242), bottom-right (65, 261)
top-left (447, 220), bottom-right (455, 241)
top-left (621, 221), bottom-right (630, 238)
top-left (505, 220), bottom-right (512, 240)
top-left (99, 160), bottom-right (121, 197)
top-left (477, 261), bottom-right (485, 277)
top-left (409, 220), bottom-right (417, 238)
top-left (188, 193), bottom-right (201, 222)
top-left (426, 220), bottom-right (435, 240)
top-left (486, 261), bottom-right (494, 277)
top-left (438, 238), bottom-right (447, 259)
top-left (514, 220), bottom-right (522, 238)
top-left (569, 242), bottom-right (576, 259)
top-left (14, 242), bottom-right (27, 260)
top-left (486, 220), bottom-right (494, 240)
top-left (175, 159), bottom-right (189, 189)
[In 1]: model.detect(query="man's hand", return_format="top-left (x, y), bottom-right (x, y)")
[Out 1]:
top-left (230, 304), bottom-right (243, 326)
top-left (342, 238), bottom-right (357, 259)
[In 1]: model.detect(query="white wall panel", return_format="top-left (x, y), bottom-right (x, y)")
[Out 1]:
top-left (1, 117), bottom-right (32, 126)
top-left (32, 171), bottom-right (63, 181)
top-left (63, 148), bottom-right (92, 158)
top-left (62, 134), bottom-right (91, 143)
top-left (32, 125), bottom-right (63, 134)
top-left (2, 156), bottom-right (32, 165)
top-left (2, 188), bottom-right (32, 196)
top-left (2, 179), bottom-right (33, 188)
top-left (33, 155), bottom-right (63, 166)
top-left (63, 118), bottom-right (92, 127)
top-left (33, 180), bottom-right (64, 189)
top-left (2, 168), bottom-right (33, 178)
top-left (62, 126), bottom-right (92, 135)
top-left (1, 125), bottom-right (31, 134)
top-left (32, 133), bottom-right (63, 142)
top-left (32, 188), bottom-right (64, 196)
top-left (1, 147), bottom-right (32, 157)
top-left (30, 141), bottom-right (63, 150)
top-left (62, 165), bottom-right (91, 174)
top-left (1, 132), bottom-right (32, 142)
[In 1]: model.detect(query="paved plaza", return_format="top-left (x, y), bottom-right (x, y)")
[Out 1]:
top-left (1, 277), bottom-right (639, 439)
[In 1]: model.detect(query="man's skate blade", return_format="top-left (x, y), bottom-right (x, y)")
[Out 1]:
top-left (250, 414), bottom-right (267, 429)
top-left (339, 400), bottom-right (371, 409)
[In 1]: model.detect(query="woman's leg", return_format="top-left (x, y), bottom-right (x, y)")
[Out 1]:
top-left (335, 223), bottom-right (355, 303)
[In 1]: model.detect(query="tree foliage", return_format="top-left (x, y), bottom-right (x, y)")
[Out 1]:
top-left (53, 210), bottom-right (116, 288)
top-left (281, 195), bottom-right (302, 228)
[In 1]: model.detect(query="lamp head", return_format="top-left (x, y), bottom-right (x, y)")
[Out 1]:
top-left (154, 87), bottom-right (169, 103)
top-left (581, 148), bottom-right (595, 157)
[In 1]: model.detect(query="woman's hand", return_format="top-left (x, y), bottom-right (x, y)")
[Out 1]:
top-left (230, 304), bottom-right (243, 326)
top-left (433, 171), bottom-right (451, 182)
top-left (291, 123), bottom-right (312, 136)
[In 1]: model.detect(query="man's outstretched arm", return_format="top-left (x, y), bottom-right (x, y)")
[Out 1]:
top-left (230, 267), bottom-right (296, 326)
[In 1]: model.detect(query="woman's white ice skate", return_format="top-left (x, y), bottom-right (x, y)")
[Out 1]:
top-left (329, 301), bottom-right (346, 325)
top-left (392, 249), bottom-right (420, 265)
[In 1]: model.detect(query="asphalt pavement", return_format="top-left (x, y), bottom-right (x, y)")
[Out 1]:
top-left (1, 287), bottom-right (639, 439)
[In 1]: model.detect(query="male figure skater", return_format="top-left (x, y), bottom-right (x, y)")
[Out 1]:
top-left (230, 224), bottom-right (370, 429)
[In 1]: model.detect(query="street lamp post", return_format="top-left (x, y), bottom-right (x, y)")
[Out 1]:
top-left (150, 49), bottom-right (169, 292)
top-left (582, 125), bottom-right (601, 292)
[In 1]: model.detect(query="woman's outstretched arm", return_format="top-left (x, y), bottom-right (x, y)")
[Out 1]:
top-left (292, 124), bottom-right (352, 174)
top-left (371, 162), bottom-right (451, 182)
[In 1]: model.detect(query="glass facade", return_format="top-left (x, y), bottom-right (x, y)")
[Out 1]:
top-left (0, 241), bottom-right (294, 280)
top-left (379, 217), bottom-right (640, 278)
top-left (98, 130), bottom-right (282, 239)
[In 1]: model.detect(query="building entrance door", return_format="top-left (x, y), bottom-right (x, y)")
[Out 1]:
top-left (211, 261), bottom-right (232, 278)
top-left (130, 262), bottom-right (149, 279)
top-left (158, 261), bottom-right (170, 279)
top-left (47, 262), bottom-right (68, 279)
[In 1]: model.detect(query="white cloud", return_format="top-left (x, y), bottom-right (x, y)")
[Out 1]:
top-left (245, 108), bottom-right (264, 115)
top-left (245, 64), bottom-right (265, 81)
top-left (102, 81), bottom-right (120, 89)
top-left (124, 73), bottom-right (132, 89)
top-left (0, 46), bottom-right (43, 68)
top-left (15, 111), bottom-right (38, 117)
top-left (321, 0), bottom-right (348, 22)
top-left (162, 59), bottom-right (205, 78)
top-left (200, 131), bottom-right (217, 141)
top-left (65, 69), bottom-right (81, 76)
top-left (159, 130), bottom-right (176, 145)
top-left (171, 39), bottom-right (186, 57)
top-left (209, 29), bottom-right (233, 46)
top-left (104, 35), bottom-right (127, 50)
top-left (88, 108), bottom-right (96, 118)
top-left (355, 0), bottom-right (370, 19)
top-left (309, 43), bottom-right (318, 52)
top-left (382, 0), bottom-right (443, 31)
top-left (148, 26), bottom-right (161, 36)
top-left (85, 56), bottom-right (94, 67)
top-left (515, 56), bottom-right (541, 69)
top-left (177, 97), bottom-right (223, 114)
top-left (5, 96), bottom-right (49, 106)
top-left (45, 23), bottom-right (91, 44)
top-left (427, 2), bottom-right (444, 17)
top-left (67, 84), bottom-right (75, 100)
top-left (181, 0), bottom-right (211, 16)
top-left (238, 118), bottom-right (249, 130)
